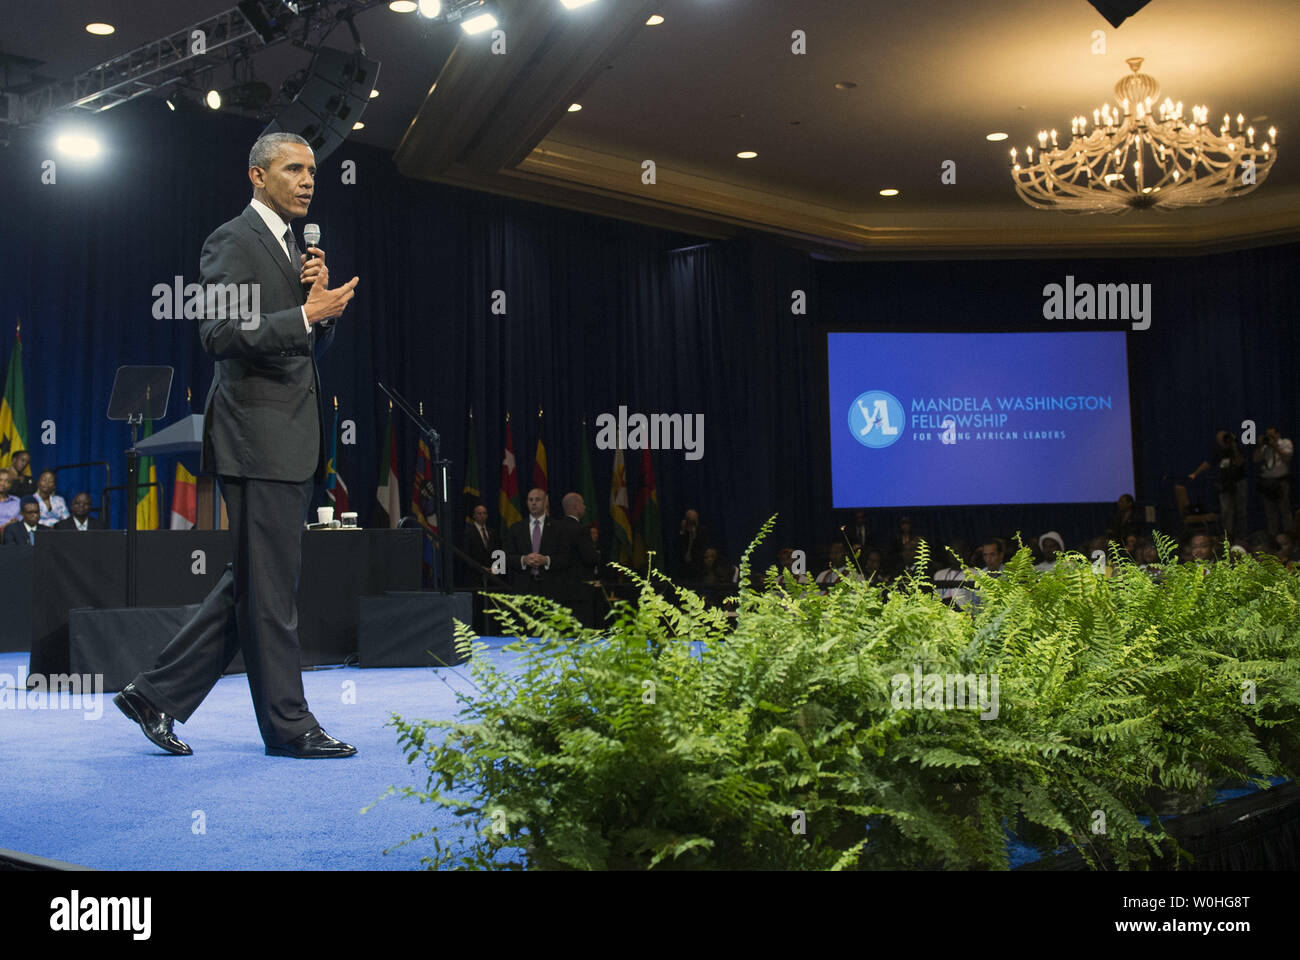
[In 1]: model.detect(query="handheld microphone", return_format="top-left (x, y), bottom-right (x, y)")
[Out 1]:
top-left (302, 223), bottom-right (321, 252)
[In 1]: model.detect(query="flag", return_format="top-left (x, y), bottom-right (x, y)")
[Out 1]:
top-left (0, 322), bottom-right (28, 471)
top-left (461, 408), bottom-right (480, 519)
top-left (577, 418), bottom-right (599, 533)
top-left (413, 435), bottom-right (439, 585)
top-left (325, 400), bottom-right (350, 514)
top-left (532, 408), bottom-right (548, 492)
top-left (170, 461), bottom-right (197, 529)
top-left (632, 447), bottom-right (662, 570)
top-left (376, 403), bottom-right (401, 527)
top-left (609, 447), bottom-right (633, 565)
top-left (136, 419), bottom-right (159, 531)
top-left (499, 414), bottom-right (522, 540)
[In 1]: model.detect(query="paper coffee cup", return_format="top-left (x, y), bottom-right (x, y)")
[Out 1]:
top-left (317, 506), bottom-right (334, 525)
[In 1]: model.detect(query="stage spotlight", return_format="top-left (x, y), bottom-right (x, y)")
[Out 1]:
top-left (206, 89), bottom-right (222, 109)
top-left (646, 14), bottom-right (664, 26)
top-left (567, 102), bottom-right (582, 112)
top-left (166, 98), bottom-right (177, 111)
top-left (560, 0), bottom-right (599, 9)
top-left (55, 131), bottom-right (102, 159)
top-left (417, 0), bottom-right (442, 17)
top-left (461, 11), bottom-right (497, 33)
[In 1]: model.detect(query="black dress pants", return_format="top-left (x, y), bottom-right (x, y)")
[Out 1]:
top-left (132, 476), bottom-right (318, 747)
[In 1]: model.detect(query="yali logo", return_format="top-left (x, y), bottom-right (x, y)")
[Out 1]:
top-left (848, 390), bottom-right (905, 449)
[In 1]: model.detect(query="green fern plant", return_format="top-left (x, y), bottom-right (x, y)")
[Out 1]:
top-left (376, 518), bottom-right (1300, 870)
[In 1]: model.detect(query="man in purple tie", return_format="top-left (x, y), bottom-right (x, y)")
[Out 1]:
top-left (504, 488), bottom-right (566, 596)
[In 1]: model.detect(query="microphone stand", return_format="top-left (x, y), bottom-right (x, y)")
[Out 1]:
top-left (377, 381), bottom-right (454, 595)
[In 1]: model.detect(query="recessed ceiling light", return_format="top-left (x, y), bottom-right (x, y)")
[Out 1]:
top-left (369, 89), bottom-right (380, 99)
top-left (388, 1), bottom-right (417, 12)
top-left (737, 151), bottom-right (758, 159)
top-left (85, 23), bottom-right (115, 36)
top-left (352, 121), bottom-right (365, 130)
top-left (646, 14), bottom-right (664, 25)
top-left (879, 188), bottom-right (899, 197)
top-left (417, 0), bottom-right (441, 17)
top-left (567, 103), bottom-right (582, 112)
top-left (561, 0), bottom-right (599, 8)
top-left (986, 132), bottom-right (1008, 141)
top-left (206, 89), bottom-right (222, 110)
top-left (834, 81), bottom-right (857, 90)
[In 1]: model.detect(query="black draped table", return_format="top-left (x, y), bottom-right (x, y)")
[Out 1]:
top-left (5, 529), bottom-right (422, 674)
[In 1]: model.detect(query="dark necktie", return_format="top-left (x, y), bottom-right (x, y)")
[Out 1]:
top-left (531, 519), bottom-right (542, 576)
top-left (28, 527), bottom-right (35, 545)
top-left (283, 228), bottom-right (301, 270)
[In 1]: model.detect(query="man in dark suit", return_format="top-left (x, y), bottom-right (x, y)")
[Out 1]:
top-left (53, 492), bottom-right (107, 531)
top-left (458, 503), bottom-right (498, 588)
top-left (116, 132), bottom-right (360, 759)
top-left (555, 492), bottom-right (602, 627)
top-left (2, 497), bottom-right (40, 545)
top-left (505, 488), bottom-right (566, 596)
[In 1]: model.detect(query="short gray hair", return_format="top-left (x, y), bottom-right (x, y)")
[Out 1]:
top-left (248, 132), bottom-right (310, 171)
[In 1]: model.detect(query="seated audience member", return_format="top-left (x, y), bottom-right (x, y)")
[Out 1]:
top-left (1186, 532), bottom-right (1215, 563)
top-left (700, 546), bottom-right (736, 585)
top-left (2, 497), bottom-right (42, 545)
top-left (7, 450), bottom-right (36, 497)
top-left (933, 539), bottom-right (970, 602)
top-left (1035, 531), bottom-right (1065, 571)
top-left (979, 538), bottom-right (1005, 573)
top-left (898, 538), bottom-right (927, 578)
top-left (891, 516), bottom-right (919, 556)
top-left (1137, 538), bottom-right (1160, 567)
top-left (53, 492), bottom-right (105, 531)
top-left (0, 467), bottom-right (21, 530)
top-left (862, 548), bottom-right (885, 580)
top-left (1254, 425), bottom-right (1293, 536)
top-left (815, 542), bottom-right (852, 587)
top-left (1107, 493), bottom-right (1143, 544)
top-left (34, 470), bottom-right (69, 527)
top-left (1123, 532), bottom-right (1140, 561)
top-left (775, 547), bottom-right (810, 585)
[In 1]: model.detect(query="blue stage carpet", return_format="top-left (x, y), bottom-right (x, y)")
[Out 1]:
top-left (0, 640), bottom-right (524, 870)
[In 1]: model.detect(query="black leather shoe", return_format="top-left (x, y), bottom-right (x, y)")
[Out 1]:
top-left (265, 726), bottom-right (357, 759)
top-left (114, 683), bottom-right (192, 756)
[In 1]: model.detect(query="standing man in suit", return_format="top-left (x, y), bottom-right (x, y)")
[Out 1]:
top-left (53, 492), bottom-right (106, 531)
top-left (505, 488), bottom-right (565, 596)
top-left (116, 132), bottom-right (360, 759)
top-left (2, 497), bottom-right (40, 545)
top-left (555, 492), bottom-right (601, 627)
top-left (458, 503), bottom-right (497, 588)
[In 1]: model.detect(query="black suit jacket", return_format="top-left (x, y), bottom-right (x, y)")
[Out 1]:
top-left (198, 205), bottom-right (335, 483)
top-left (504, 514), bottom-right (566, 592)
top-left (2, 522), bottom-right (38, 546)
top-left (459, 521), bottom-right (499, 583)
top-left (53, 516), bottom-right (107, 531)
top-left (555, 514), bottom-right (601, 612)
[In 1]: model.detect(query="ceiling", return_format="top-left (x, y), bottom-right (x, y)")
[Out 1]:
top-left (5, 0), bottom-right (1299, 258)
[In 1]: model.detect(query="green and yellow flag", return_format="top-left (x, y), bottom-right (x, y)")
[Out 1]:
top-left (136, 419), bottom-right (159, 530)
top-left (0, 321), bottom-right (28, 471)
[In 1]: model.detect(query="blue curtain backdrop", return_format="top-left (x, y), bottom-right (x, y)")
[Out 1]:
top-left (0, 98), bottom-right (1296, 570)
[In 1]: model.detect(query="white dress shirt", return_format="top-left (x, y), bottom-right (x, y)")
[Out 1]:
top-left (249, 198), bottom-right (311, 331)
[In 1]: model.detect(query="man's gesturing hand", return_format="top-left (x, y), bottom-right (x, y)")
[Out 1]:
top-left (304, 259), bottom-right (359, 325)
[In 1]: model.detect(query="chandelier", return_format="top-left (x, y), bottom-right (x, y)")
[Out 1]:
top-left (1010, 58), bottom-right (1277, 213)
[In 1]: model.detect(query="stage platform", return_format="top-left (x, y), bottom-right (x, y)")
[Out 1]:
top-left (0, 641), bottom-right (526, 871)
